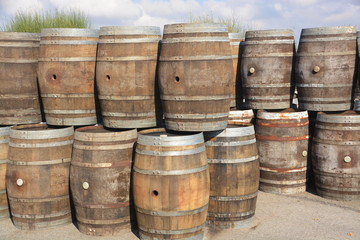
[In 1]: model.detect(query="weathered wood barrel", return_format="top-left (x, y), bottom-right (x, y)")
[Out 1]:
top-left (133, 128), bottom-right (209, 239)
top-left (256, 109), bottom-right (309, 194)
top-left (6, 124), bottom-right (74, 229)
top-left (159, 23), bottom-right (233, 131)
top-left (228, 108), bottom-right (254, 124)
top-left (70, 126), bottom-right (137, 236)
top-left (38, 28), bottom-right (99, 126)
top-left (241, 29), bottom-right (295, 109)
top-left (0, 32), bottom-right (41, 124)
top-left (204, 123), bottom-right (259, 229)
top-left (312, 111), bottom-right (360, 200)
top-left (229, 33), bottom-right (244, 108)
top-left (96, 26), bottom-right (161, 128)
top-left (296, 26), bottom-right (357, 111)
top-left (0, 126), bottom-right (11, 219)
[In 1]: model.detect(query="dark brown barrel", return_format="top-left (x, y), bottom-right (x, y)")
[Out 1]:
top-left (0, 32), bottom-right (41, 124)
top-left (70, 126), bottom-right (137, 236)
top-left (312, 111), bottom-right (360, 200)
top-left (296, 26), bottom-right (357, 111)
top-left (96, 26), bottom-right (161, 128)
top-left (38, 28), bottom-right (99, 126)
top-left (229, 33), bottom-right (244, 108)
top-left (159, 23), bottom-right (233, 131)
top-left (0, 126), bottom-right (11, 219)
top-left (6, 124), bottom-right (74, 229)
top-left (256, 109), bottom-right (309, 194)
top-left (204, 124), bottom-right (259, 229)
top-left (228, 108), bottom-right (254, 124)
top-left (241, 29), bottom-right (295, 109)
top-left (133, 128), bottom-right (209, 239)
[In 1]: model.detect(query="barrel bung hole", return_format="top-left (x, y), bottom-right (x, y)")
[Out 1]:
top-left (51, 74), bottom-right (57, 80)
top-left (175, 76), bottom-right (180, 82)
top-left (106, 75), bottom-right (111, 81)
top-left (152, 190), bottom-right (159, 197)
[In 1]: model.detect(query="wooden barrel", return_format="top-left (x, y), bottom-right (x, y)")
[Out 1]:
top-left (133, 128), bottom-right (209, 239)
top-left (229, 33), bottom-right (244, 108)
top-left (241, 29), bottom-right (295, 109)
top-left (312, 111), bottom-right (360, 200)
top-left (6, 124), bottom-right (74, 229)
top-left (159, 23), bottom-right (233, 131)
top-left (0, 126), bottom-right (11, 219)
top-left (296, 26), bottom-right (357, 111)
top-left (256, 109), bottom-right (309, 194)
top-left (204, 123), bottom-right (259, 229)
top-left (0, 32), bottom-right (41, 124)
top-left (70, 126), bottom-right (137, 236)
top-left (354, 31), bottom-right (360, 111)
top-left (228, 108), bottom-right (254, 124)
top-left (38, 28), bottom-right (99, 126)
top-left (96, 26), bottom-right (161, 128)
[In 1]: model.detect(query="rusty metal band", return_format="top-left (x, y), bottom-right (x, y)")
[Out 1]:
top-left (74, 201), bottom-right (129, 209)
top-left (209, 192), bottom-right (257, 201)
top-left (244, 95), bottom-right (290, 100)
top-left (139, 223), bottom-right (205, 235)
top-left (297, 83), bottom-right (353, 88)
top-left (8, 158), bottom-right (71, 166)
top-left (242, 83), bottom-right (292, 88)
top-left (38, 57), bottom-right (96, 62)
top-left (104, 119), bottom-right (156, 128)
top-left (164, 23), bottom-right (227, 34)
top-left (164, 112), bottom-right (228, 120)
top-left (133, 164), bottom-right (208, 176)
top-left (73, 142), bottom-right (134, 150)
top-left (136, 204), bottom-right (208, 217)
top-left (316, 114), bottom-right (360, 124)
top-left (260, 166), bottom-right (307, 173)
top-left (77, 216), bottom-right (130, 225)
top-left (312, 138), bottom-right (360, 146)
top-left (161, 95), bottom-right (231, 101)
top-left (204, 126), bottom-right (255, 138)
top-left (11, 210), bottom-right (71, 219)
top-left (205, 138), bottom-right (256, 147)
top-left (41, 28), bottom-right (99, 37)
top-left (256, 134), bottom-right (309, 141)
top-left (245, 39), bottom-right (294, 45)
top-left (241, 52), bottom-right (293, 58)
top-left (99, 38), bottom-right (160, 43)
top-left (44, 109), bottom-right (96, 114)
top-left (159, 55), bottom-right (232, 61)
top-left (41, 93), bottom-right (94, 98)
top-left (100, 26), bottom-right (160, 36)
top-left (207, 209), bottom-right (255, 218)
top-left (71, 160), bottom-right (131, 168)
top-left (256, 121), bottom-right (309, 128)
top-left (312, 168), bottom-right (360, 179)
top-left (101, 111), bottom-right (155, 117)
top-left (0, 42), bottom-right (39, 47)
top-left (8, 195), bottom-right (69, 203)
top-left (10, 126), bottom-right (73, 139)
top-left (314, 124), bottom-right (360, 131)
top-left (161, 36), bottom-right (229, 43)
top-left (260, 178), bottom-right (306, 185)
top-left (98, 95), bottom-right (154, 100)
top-left (297, 51), bottom-right (355, 56)
top-left (208, 155), bottom-right (258, 164)
top-left (257, 111), bottom-right (308, 120)
top-left (97, 56), bottom-right (158, 61)
top-left (0, 159), bottom-right (8, 164)
top-left (0, 58), bottom-right (37, 63)
top-left (45, 117), bottom-right (97, 126)
top-left (40, 40), bottom-right (98, 45)
top-left (137, 131), bottom-right (203, 147)
top-left (9, 140), bottom-right (73, 148)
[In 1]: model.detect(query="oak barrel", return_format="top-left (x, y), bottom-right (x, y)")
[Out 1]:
top-left (241, 29), bottom-right (295, 109)
top-left (204, 123), bottom-right (259, 228)
top-left (228, 108), bottom-right (254, 124)
top-left (96, 26), bottom-right (161, 128)
top-left (229, 33), bottom-right (244, 108)
top-left (296, 26), bottom-right (357, 111)
top-left (38, 28), bottom-right (99, 126)
top-left (312, 111), bottom-right (360, 200)
top-left (6, 124), bottom-right (74, 229)
top-left (256, 109), bottom-right (309, 194)
top-left (0, 32), bottom-right (41, 124)
top-left (0, 126), bottom-right (11, 219)
top-left (133, 128), bottom-right (209, 239)
top-left (70, 126), bottom-right (137, 235)
top-left (159, 23), bottom-right (233, 131)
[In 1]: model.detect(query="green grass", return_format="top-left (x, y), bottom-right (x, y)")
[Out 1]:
top-left (1, 9), bottom-right (91, 33)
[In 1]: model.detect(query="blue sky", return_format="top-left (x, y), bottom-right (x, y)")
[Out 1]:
top-left (0, 0), bottom-right (359, 41)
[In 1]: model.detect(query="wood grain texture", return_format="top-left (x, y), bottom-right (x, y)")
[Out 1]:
top-left (0, 126), bottom-right (11, 219)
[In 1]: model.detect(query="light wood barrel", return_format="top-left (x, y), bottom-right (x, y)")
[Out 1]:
top-left (0, 32), bottom-right (41, 124)
top-left (241, 29), bottom-right (295, 109)
top-left (0, 126), bottom-right (11, 219)
top-left (133, 128), bottom-right (209, 239)
top-left (296, 26), bottom-right (357, 111)
top-left (312, 111), bottom-right (360, 200)
top-left (256, 109), bottom-right (309, 194)
top-left (229, 33), bottom-right (244, 108)
top-left (6, 124), bottom-right (74, 229)
top-left (96, 26), bottom-right (161, 128)
top-left (228, 108), bottom-right (254, 124)
top-left (70, 126), bottom-right (137, 236)
top-left (159, 23), bottom-right (233, 131)
top-left (204, 124), bottom-right (259, 229)
top-left (38, 28), bottom-right (99, 126)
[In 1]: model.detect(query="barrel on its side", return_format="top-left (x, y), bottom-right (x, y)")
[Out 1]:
top-left (312, 111), bottom-right (360, 200)
top-left (6, 124), bottom-right (74, 229)
top-left (0, 126), bottom-right (11, 219)
top-left (70, 126), bottom-right (137, 235)
top-left (229, 33), bottom-right (244, 108)
top-left (256, 109), bottom-right (309, 194)
top-left (38, 28), bottom-right (99, 126)
top-left (0, 32), bottom-right (41, 124)
top-left (296, 26), bottom-right (357, 111)
top-left (204, 124), bottom-right (259, 229)
top-left (133, 128), bottom-right (210, 239)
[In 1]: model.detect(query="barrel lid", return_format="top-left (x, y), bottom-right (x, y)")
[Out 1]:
top-left (245, 29), bottom-right (294, 38)
top-left (0, 126), bottom-right (11, 136)
top-left (10, 124), bottom-right (74, 139)
top-left (75, 125), bottom-right (137, 142)
top-left (204, 123), bottom-right (255, 138)
top-left (257, 109), bottom-right (308, 120)
top-left (0, 32), bottom-right (40, 41)
top-left (41, 28), bottom-right (100, 38)
top-left (317, 111), bottom-right (360, 123)
top-left (164, 23), bottom-right (228, 34)
top-left (301, 26), bottom-right (356, 36)
top-left (100, 26), bottom-right (161, 36)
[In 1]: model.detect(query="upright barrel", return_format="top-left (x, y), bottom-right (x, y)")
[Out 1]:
top-left (133, 128), bottom-right (209, 240)
top-left (256, 109), bottom-right (309, 194)
top-left (204, 124), bottom-right (259, 228)
top-left (229, 33), bottom-right (244, 108)
top-left (6, 124), bottom-right (74, 229)
top-left (70, 126), bottom-right (137, 236)
top-left (0, 32), bottom-right (41, 124)
top-left (159, 23), bottom-right (233, 131)
top-left (0, 126), bottom-right (11, 219)
top-left (296, 26), bottom-right (357, 111)
top-left (241, 29), bottom-right (295, 109)
top-left (312, 111), bottom-right (360, 200)
top-left (96, 26), bottom-right (161, 128)
top-left (38, 28), bottom-right (99, 126)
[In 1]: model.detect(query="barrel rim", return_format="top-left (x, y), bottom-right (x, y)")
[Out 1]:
top-left (245, 29), bottom-right (294, 38)
top-left (75, 125), bottom-right (137, 141)
top-left (204, 124), bottom-right (255, 138)
top-left (137, 128), bottom-right (204, 145)
top-left (317, 111), bottom-right (360, 123)
top-left (99, 26), bottom-right (161, 35)
top-left (10, 124), bottom-right (74, 139)
top-left (257, 109), bottom-right (308, 120)
top-left (228, 32), bottom-right (244, 39)
top-left (41, 28), bottom-right (100, 37)
top-left (163, 23), bottom-right (228, 34)
top-left (301, 26), bottom-right (357, 35)
top-left (0, 32), bottom-right (40, 41)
